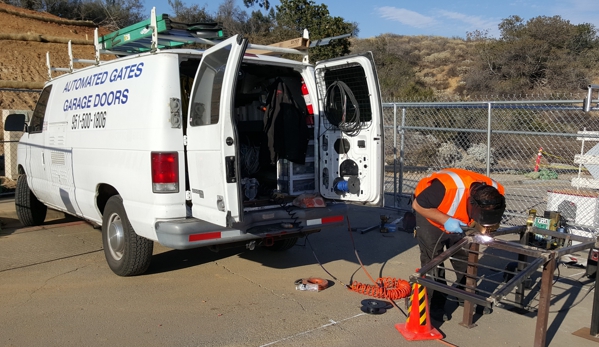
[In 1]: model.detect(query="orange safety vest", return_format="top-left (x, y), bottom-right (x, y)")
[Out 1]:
top-left (414, 168), bottom-right (505, 232)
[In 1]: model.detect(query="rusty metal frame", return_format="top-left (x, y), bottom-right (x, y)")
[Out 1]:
top-left (409, 225), bottom-right (597, 347)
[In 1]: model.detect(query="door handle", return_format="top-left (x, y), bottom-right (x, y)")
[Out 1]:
top-left (225, 156), bottom-right (236, 183)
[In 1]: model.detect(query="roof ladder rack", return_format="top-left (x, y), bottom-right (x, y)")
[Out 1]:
top-left (46, 29), bottom-right (101, 80)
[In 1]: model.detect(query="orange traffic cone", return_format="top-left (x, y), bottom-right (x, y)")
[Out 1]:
top-left (395, 282), bottom-right (443, 341)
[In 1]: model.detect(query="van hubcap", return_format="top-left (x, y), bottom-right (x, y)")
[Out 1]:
top-left (107, 213), bottom-right (125, 260)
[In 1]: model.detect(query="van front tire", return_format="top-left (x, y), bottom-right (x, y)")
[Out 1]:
top-left (102, 195), bottom-right (153, 276)
top-left (15, 174), bottom-right (47, 226)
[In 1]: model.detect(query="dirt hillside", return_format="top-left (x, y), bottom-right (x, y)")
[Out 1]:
top-left (0, 3), bottom-right (111, 110)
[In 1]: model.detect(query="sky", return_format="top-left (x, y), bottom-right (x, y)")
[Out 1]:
top-left (144, 0), bottom-right (599, 39)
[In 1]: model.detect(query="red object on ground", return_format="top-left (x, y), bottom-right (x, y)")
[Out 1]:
top-left (395, 282), bottom-right (443, 341)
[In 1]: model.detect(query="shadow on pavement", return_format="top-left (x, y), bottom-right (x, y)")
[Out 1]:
top-left (145, 247), bottom-right (245, 275)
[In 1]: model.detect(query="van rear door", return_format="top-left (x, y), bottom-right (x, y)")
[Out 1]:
top-left (186, 35), bottom-right (247, 227)
top-left (315, 53), bottom-right (384, 206)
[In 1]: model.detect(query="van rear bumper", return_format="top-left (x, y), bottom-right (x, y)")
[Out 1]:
top-left (155, 203), bottom-right (348, 250)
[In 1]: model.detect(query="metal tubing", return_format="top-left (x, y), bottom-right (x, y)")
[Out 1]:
top-left (416, 237), bottom-right (471, 276)
top-left (425, 273), bottom-right (498, 297)
top-left (530, 227), bottom-right (594, 243)
top-left (413, 277), bottom-right (491, 308)
top-left (462, 242), bottom-right (481, 328)
top-left (534, 256), bottom-right (556, 347)
top-left (393, 104), bottom-right (397, 208)
top-left (397, 125), bottom-right (597, 139)
top-left (487, 239), bottom-right (548, 258)
top-left (473, 251), bottom-right (531, 266)
top-left (492, 257), bottom-right (546, 303)
top-left (491, 225), bottom-right (527, 237)
top-left (381, 100), bottom-right (586, 107)
top-left (398, 108), bottom-right (406, 200)
top-left (556, 241), bottom-right (596, 257)
top-left (516, 230), bottom-right (531, 307)
top-left (487, 103), bottom-right (492, 176)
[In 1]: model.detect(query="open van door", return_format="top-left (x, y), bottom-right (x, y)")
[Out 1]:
top-left (315, 52), bottom-right (384, 206)
top-left (186, 35), bottom-right (248, 227)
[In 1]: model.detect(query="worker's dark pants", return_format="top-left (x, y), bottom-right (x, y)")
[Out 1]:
top-left (415, 213), bottom-right (469, 311)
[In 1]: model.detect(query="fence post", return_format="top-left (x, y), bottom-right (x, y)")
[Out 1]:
top-left (399, 107), bottom-right (406, 202)
top-left (487, 102), bottom-right (492, 176)
top-left (393, 104), bottom-right (397, 208)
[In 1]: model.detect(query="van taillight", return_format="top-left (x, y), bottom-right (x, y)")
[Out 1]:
top-left (301, 79), bottom-right (314, 125)
top-left (151, 152), bottom-right (179, 193)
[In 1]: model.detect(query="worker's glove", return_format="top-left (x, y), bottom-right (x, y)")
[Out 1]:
top-left (444, 218), bottom-right (466, 233)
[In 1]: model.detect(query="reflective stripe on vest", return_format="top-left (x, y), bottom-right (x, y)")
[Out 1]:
top-left (439, 169), bottom-right (465, 216)
top-left (414, 169), bottom-right (505, 231)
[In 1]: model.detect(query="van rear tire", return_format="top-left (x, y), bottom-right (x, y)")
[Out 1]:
top-left (102, 195), bottom-right (153, 276)
top-left (15, 174), bottom-right (47, 226)
top-left (264, 237), bottom-right (298, 251)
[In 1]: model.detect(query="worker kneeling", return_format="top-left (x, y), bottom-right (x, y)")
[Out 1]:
top-left (412, 168), bottom-right (506, 322)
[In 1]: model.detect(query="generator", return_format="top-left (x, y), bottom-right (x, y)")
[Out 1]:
top-left (526, 210), bottom-right (566, 249)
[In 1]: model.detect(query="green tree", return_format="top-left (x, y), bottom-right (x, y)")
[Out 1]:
top-left (167, 0), bottom-right (213, 23)
top-left (275, 0), bottom-right (355, 62)
top-left (465, 15), bottom-right (599, 95)
top-left (242, 0), bottom-right (270, 10)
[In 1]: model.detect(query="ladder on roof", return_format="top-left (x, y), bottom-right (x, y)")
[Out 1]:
top-left (99, 7), bottom-right (312, 57)
top-left (97, 8), bottom-right (225, 54)
top-left (46, 7), bottom-right (350, 80)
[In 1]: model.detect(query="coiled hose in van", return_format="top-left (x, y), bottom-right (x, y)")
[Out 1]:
top-left (324, 80), bottom-right (363, 136)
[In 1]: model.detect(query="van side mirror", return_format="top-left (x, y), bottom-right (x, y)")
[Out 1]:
top-left (4, 113), bottom-right (27, 132)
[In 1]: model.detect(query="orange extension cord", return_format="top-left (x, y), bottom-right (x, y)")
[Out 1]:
top-left (346, 219), bottom-right (412, 301)
top-left (349, 276), bottom-right (412, 300)
top-left (344, 219), bottom-right (458, 347)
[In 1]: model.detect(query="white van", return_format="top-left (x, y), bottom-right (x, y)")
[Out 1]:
top-left (5, 13), bottom-right (384, 276)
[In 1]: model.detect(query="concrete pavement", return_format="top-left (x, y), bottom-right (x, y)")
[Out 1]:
top-left (1, 197), bottom-right (598, 346)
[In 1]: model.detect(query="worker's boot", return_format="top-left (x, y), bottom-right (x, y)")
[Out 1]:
top-left (430, 291), bottom-right (451, 322)
top-left (430, 307), bottom-right (451, 322)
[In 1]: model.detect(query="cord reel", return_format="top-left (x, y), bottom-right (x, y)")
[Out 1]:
top-left (333, 176), bottom-right (360, 195)
top-left (360, 299), bottom-right (392, 315)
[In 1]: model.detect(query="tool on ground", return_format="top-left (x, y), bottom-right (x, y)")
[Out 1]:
top-left (294, 277), bottom-right (329, 291)
top-left (359, 225), bottom-right (379, 234)
top-left (360, 299), bottom-right (392, 314)
top-left (379, 214), bottom-right (389, 233)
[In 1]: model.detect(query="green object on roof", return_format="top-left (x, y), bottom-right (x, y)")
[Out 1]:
top-left (98, 13), bottom-right (224, 53)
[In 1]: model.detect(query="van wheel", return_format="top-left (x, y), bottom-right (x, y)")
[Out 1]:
top-left (15, 174), bottom-right (47, 226)
top-left (264, 237), bottom-right (299, 251)
top-left (102, 195), bottom-right (153, 276)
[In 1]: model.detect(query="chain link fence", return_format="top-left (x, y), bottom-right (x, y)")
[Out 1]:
top-left (382, 95), bottom-right (599, 237)
top-left (4, 91), bottom-right (599, 236)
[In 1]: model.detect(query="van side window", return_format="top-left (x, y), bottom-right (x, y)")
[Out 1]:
top-left (189, 45), bottom-right (232, 126)
top-left (30, 85), bottom-right (52, 133)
